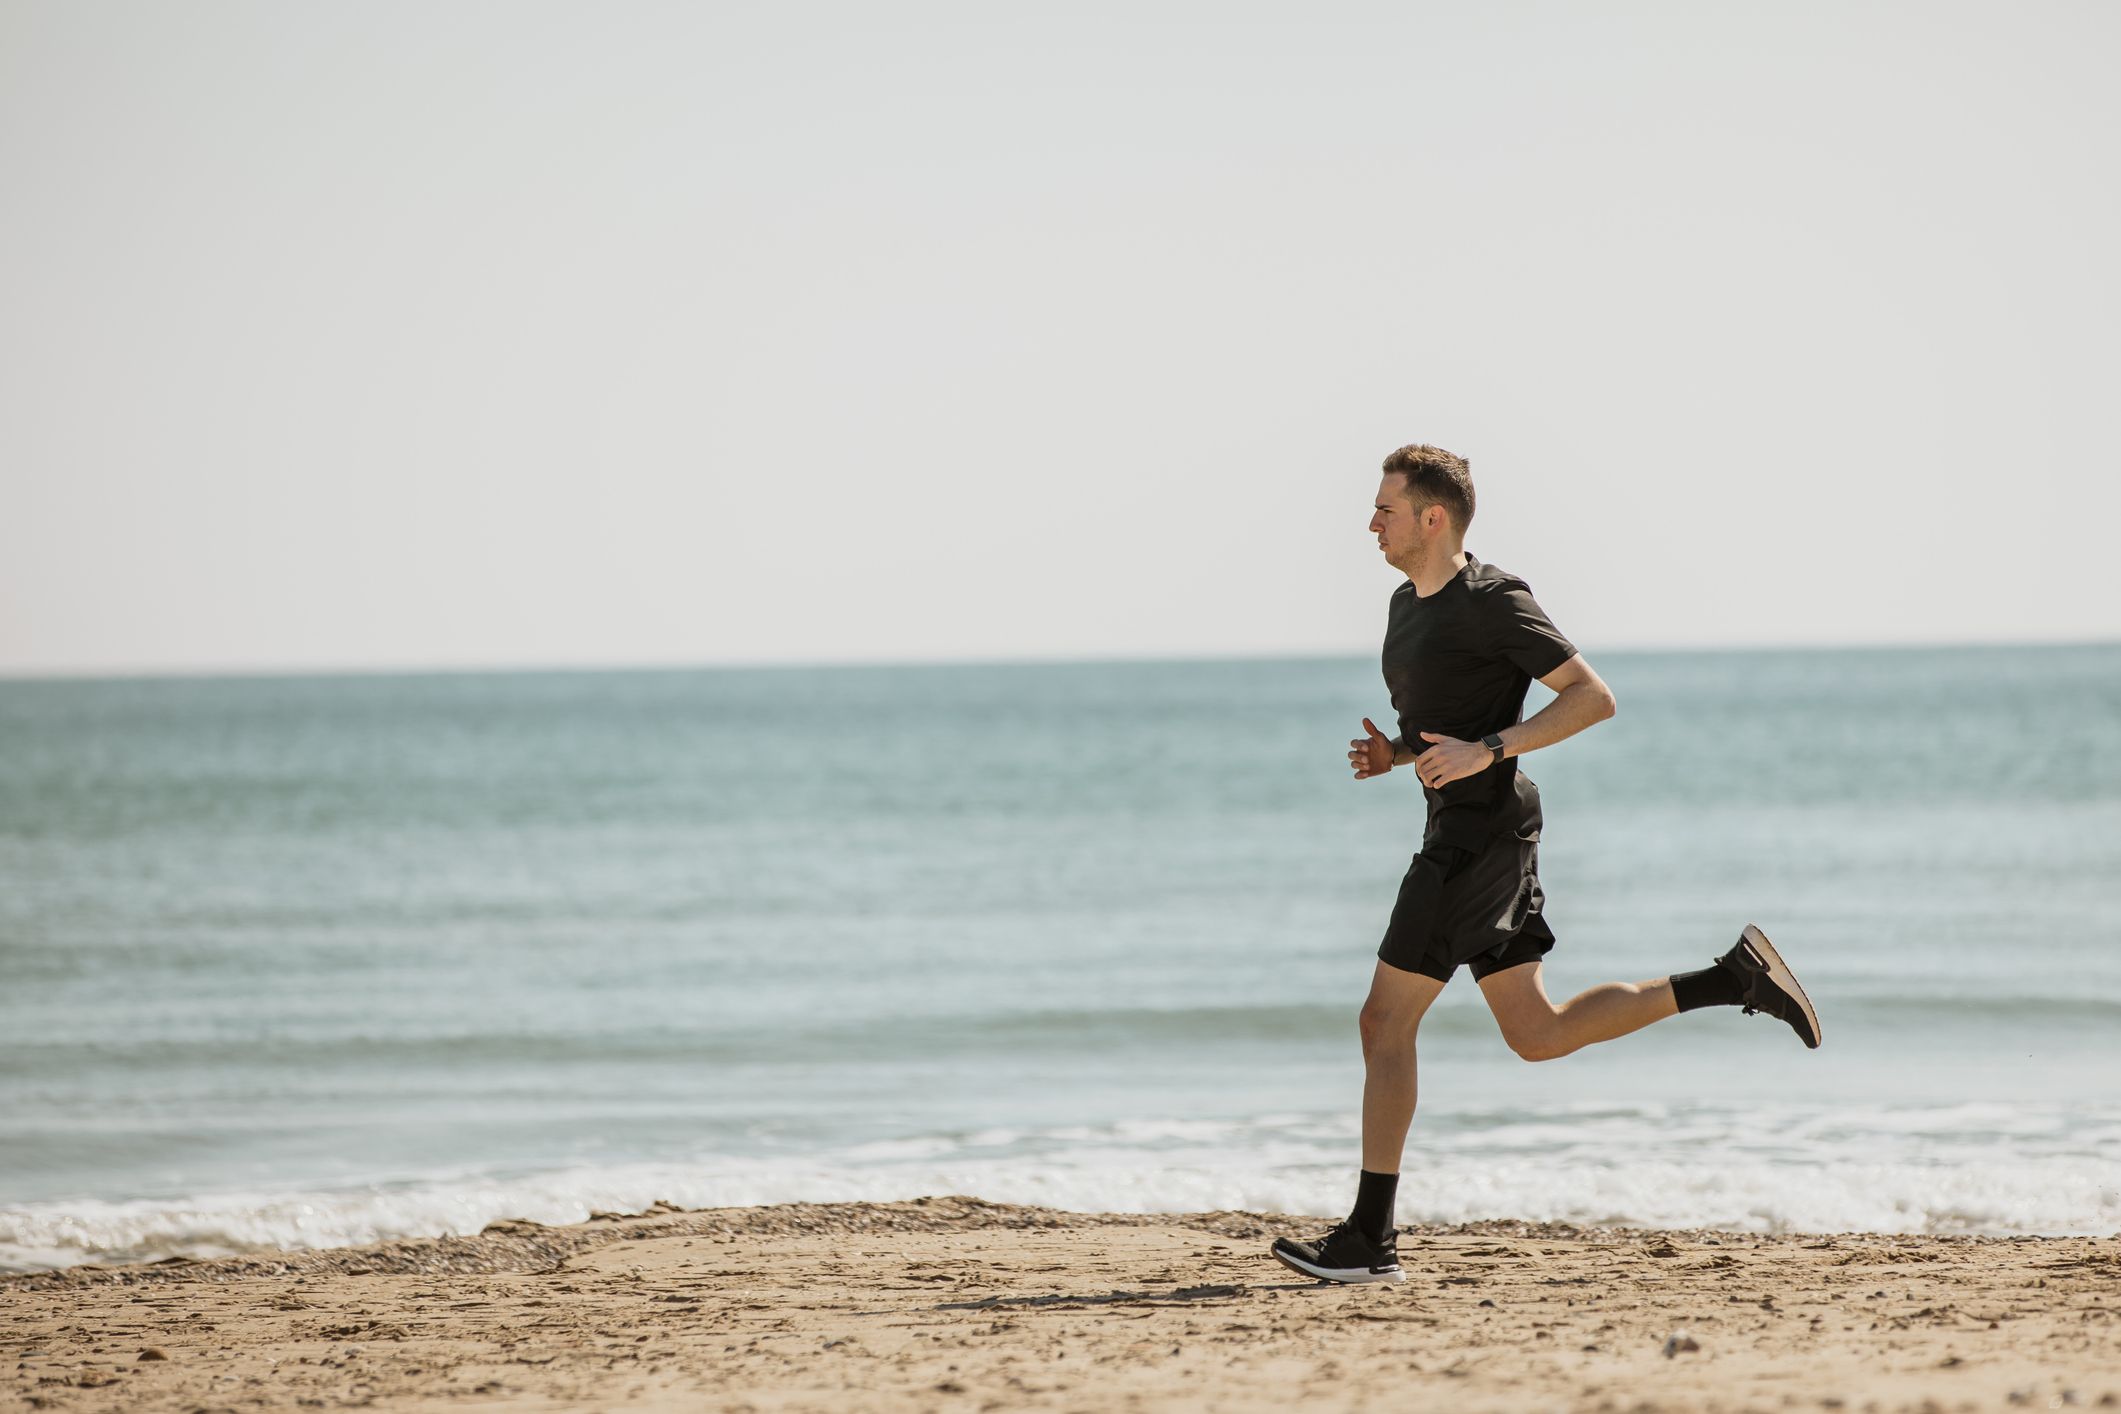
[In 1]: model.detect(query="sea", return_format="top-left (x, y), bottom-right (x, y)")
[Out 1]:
top-left (3, 644), bottom-right (2118, 1273)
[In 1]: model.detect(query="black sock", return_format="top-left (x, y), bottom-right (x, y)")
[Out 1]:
top-left (1350, 1169), bottom-right (1398, 1242)
top-left (1670, 959), bottom-right (1745, 1011)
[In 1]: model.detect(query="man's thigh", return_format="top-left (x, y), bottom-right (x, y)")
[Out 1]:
top-left (1475, 958), bottom-right (1551, 1034)
top-left (1361, 959), bottom-right (1448, 1036)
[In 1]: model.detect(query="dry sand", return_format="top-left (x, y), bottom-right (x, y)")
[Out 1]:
top-left (4, 1196), bottom-right (2118, 1413)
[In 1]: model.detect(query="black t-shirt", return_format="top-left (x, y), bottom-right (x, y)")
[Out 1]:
top-left (1382, 553), bottom-right (1579, 848)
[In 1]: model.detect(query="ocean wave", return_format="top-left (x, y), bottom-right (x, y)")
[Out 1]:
top-left (7, 1109), bottom-right (2118, 1272)
top-left (12, 991), bottom-right (2121, 1080)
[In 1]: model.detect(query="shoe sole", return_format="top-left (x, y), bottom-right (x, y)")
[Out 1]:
top-left (1270, 1244), bottom-right (1406, 1285)
top-left (1740, 923), bottom-right (1821, 1049)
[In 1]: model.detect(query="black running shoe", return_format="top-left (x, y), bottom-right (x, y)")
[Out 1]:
top-left (1270, 1219), bottom-right (1405, 1284)
top-left (1718, 924), bottom-right (1822, 1049)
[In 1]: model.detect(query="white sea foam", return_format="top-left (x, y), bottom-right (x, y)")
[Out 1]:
top-left (6, 1110), bottom-right (2119, 1273)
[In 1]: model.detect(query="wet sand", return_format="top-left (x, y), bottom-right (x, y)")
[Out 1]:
top-left (4, 1196), bottom-right (2118, 1412)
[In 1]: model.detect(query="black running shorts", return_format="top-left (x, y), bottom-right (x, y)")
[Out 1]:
top-left (1376, 826), bottom-right (1555, 982)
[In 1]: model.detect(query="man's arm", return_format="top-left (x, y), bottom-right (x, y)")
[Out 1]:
top-left (1409, 655), bottom-right (1617, 788)
top-left (1494, 653), bottom-right (1616, 760)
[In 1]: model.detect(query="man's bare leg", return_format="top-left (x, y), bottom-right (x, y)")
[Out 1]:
top-left (1477, 960), bottom-right (1676, 1061)
top-left (1358, 960), bottom-right (1448, 1172)
top-left (1268, 960), bottom-right (1446, 1284)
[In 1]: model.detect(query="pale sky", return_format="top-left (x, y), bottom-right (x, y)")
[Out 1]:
top-left (3, 1), bottom-right (2115, 677)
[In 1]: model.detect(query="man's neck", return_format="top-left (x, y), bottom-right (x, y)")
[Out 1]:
top-left (1407, 547), bottom-right (1470, 598)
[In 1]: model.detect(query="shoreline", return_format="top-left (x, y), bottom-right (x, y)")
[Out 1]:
top-left (6, 1196), bottom-right (2119, 1411)
top-left (0, 1196), bottom-right (1663, 1292)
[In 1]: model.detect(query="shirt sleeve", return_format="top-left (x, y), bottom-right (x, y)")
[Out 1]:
top-left (1488, 580), bottom-right (1578, 679)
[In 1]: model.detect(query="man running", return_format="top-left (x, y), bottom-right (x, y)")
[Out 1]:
top-left (1270, 443), bottom-right (1820, 1286)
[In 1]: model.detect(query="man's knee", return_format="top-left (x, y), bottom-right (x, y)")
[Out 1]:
top-left (1359, 961), bottom-right (1445, 1056)
top-left (1503, 1023), bottom-right (1570, 1063)
top-left (1358, 1001), bottom-right (1419, 1056)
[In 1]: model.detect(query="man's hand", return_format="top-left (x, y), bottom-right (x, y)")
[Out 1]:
top-left (1348, 718), bottom-right (1396, 780)
top-left (1413, 732), bottom-right (1492, 789)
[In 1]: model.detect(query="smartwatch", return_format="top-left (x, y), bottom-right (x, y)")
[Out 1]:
top-left (1481, 733), bottom-right (1507, 765)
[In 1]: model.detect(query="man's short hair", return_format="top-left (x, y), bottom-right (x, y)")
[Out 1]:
top-left (1381, 444), bottom-right (1475, 533)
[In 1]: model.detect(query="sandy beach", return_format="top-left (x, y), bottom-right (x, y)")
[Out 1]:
top-left (4, 1198), bottom-right (2117, 1413)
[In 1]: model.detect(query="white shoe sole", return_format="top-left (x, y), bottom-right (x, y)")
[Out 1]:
top-left (1740, 923), bottom-right (1822, 1049)
top-left (1270, 1244), bottom-right (1406, 1284)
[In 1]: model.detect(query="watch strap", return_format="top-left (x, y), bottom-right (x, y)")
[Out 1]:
top-left (1482, 733), bottom-right (1507, 764)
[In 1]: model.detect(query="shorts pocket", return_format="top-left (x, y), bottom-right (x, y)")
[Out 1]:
top-left (1490, 830), bottom-right (1542, 934)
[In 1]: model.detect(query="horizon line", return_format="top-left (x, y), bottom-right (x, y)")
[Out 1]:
top-left (2, 633), bottom-right (2117, 686)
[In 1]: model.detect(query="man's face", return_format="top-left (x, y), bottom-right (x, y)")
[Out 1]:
top-left (1369, 474), bottom-right (1431, 572)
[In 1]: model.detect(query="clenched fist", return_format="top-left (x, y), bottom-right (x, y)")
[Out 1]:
top-left (1349, 717), bottom-right (1396, 780)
